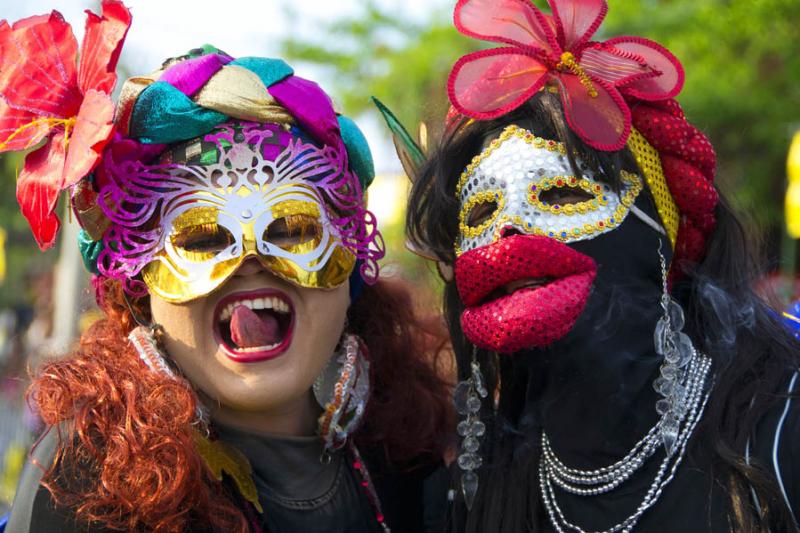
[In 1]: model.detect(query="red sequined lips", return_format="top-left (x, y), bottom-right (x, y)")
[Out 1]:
top-left (455, 235), bottom-right (596, 353)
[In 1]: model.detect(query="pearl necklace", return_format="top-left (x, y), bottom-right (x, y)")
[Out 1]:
top-left (539, 351), bottom-right (712, 533)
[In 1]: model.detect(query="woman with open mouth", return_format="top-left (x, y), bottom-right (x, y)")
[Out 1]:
top-left (0, 3), bottom-right (452, 532)
top-left (385, 0), bottom-right (800, 531)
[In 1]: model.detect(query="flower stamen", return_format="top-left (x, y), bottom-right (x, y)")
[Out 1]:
top-left (557, 52), bottom-right (599, 98)
top-left (0, 116), bottom-right (77, 151)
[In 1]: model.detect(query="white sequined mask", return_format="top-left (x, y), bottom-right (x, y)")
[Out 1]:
top-left (456, 125), bottom-right (644, 256)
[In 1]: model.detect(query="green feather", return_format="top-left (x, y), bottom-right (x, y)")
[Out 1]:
top-left (371, 97), bottom-right (425, 181)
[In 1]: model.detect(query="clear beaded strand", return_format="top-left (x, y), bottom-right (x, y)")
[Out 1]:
top-left (454, 351), bottom-right (489, 509)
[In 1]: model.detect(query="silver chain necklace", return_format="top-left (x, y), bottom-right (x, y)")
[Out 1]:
top-left (539, 349), bottom-right (712, 533)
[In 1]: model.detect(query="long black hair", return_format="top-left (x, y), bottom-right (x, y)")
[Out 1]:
top-left (406, 91), bottom-right (800, 532)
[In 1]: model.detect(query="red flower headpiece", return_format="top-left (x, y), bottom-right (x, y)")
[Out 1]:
top-left (0, 1), bottom-right (131, 249)
top-left (447, 0), bottom-right (684, 151)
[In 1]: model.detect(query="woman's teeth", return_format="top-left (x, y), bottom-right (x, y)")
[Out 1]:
top-left (234, 343), bottom-right (281, 353)
top-left (219, 296), bottom-right (289, 321)
top-left (503, 278), bottom-right (549, 294)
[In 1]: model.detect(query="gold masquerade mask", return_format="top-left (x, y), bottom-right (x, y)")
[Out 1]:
top-left (102, 124), bottom-right (358, 302)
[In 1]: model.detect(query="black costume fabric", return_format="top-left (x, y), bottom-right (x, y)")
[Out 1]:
top-left (6, 426), bottom-right (448, 533)
top-left (450, 192), bottom-right (800, 531)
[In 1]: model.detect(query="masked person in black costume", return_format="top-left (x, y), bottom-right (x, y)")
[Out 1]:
top-left (378, 0), bottom-right (800, 531)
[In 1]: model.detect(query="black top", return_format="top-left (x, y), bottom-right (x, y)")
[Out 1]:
top-left (545, 373), bottom-right (800, 532)
top-left (6, 424), bottom-right (449, 533)
top-left (447, 371), bottom-right (800, 532)
top-left (538, 387), bottom-right (800, 532)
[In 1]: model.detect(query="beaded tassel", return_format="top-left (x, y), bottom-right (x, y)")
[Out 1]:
top-left (317, 333), bottom-right (370, 453)
top-left (652, 246), bottom-right (693, 453)
top-left (454, 353), bottom-right (488, 510)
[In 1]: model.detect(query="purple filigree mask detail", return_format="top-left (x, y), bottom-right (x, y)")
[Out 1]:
top-left (94, 122), bottom-right (384, 302)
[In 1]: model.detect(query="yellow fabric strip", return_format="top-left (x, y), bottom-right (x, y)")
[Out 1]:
top-left (193, 65), bottom-right (295, 125)
top-left (627, 128), bottom-right (679, 249)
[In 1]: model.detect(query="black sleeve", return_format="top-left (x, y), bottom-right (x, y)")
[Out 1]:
top-left (751, 371), bottom-right (800, 523)
top-left (5, 427), bottom-right (88, 533)
top-left (422, 464), bottom-right (452, 533)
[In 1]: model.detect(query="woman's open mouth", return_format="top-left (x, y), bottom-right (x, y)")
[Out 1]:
top-left (213, 289), bottom-right (295, 363)
top-left (455, 235), bottom-right (597, 353)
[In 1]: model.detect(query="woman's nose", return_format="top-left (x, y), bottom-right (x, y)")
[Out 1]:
top-left (234, 257), bottom-right (266, 277)
top-left (499, 226), bottom-right (523, 239)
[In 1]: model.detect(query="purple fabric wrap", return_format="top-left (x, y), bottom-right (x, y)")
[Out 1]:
top-left (159, 53), bottom-right (232, 97)
top-left (268, 76), bottom-right (343, 150)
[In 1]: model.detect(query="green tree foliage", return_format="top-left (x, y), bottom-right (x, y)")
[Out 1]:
top-left (281, 0), bottom-right (800, 228)
top-left (0, 152), bottom-right (56, 308)
top-left (282, 1), bottom-right (478, 138)
top-left (601, 0), bottom-right (800, 222)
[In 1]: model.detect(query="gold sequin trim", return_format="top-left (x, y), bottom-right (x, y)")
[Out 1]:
top-left (458, 190), bottom-right (505, 238)
top-left (528, 175), bottom-right (609, 215)
top-left (521, 172), bottom-right (642, 243)
top-left (271, 199), bottom-right (321, 219)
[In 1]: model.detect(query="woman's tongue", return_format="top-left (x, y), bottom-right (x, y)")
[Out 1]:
top-left (229, 305), bottom-right (281, 348)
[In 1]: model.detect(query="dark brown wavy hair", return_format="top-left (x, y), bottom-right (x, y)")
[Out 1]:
top-left (28, 275), bottom-right (453, 532)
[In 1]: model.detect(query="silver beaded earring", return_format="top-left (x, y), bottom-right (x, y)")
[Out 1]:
top-left (129, 325), bottom-right (176, 378)
top-left (128, 324), bottom-right (209, 427)
top-left (454, 347), bottom-right (488, 510)
top-left (652, 241), bottom-right (696, 454)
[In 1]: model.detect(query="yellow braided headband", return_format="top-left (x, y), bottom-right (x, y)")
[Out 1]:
top-left (627, 128), bottom-right (679, 249)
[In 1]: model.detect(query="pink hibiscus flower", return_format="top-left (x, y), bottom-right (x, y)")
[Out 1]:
top-left (447, 0), bottom-right (684, 151)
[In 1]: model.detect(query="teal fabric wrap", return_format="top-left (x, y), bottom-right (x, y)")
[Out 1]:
top-left (337, 115), bottom-right (375, 189)
top-left (228, 57), bottom-right (294, 89)
top-left (77, 229), bottom-right (103, 275)
top-left (129, 81), bottom-right (227, 144)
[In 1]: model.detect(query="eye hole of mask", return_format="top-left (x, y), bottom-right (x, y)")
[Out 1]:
top-left (538, 185), bottom-right (595, 206)
top-left (466, 199), bottom-right (499, 228)
top-left (171, 223), bottom-right (235, 258)
top-left (266, 214), bottom-right (321, 250)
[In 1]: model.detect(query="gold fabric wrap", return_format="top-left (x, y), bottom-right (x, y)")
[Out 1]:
top-left (194, 65), bottom-right (295, 125)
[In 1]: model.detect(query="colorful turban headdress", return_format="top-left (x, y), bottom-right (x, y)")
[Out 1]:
top-left (0, 1), bottom-right (384, 300)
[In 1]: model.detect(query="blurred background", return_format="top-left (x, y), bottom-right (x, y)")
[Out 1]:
top-left (1, 0), bottom-right (799, 514)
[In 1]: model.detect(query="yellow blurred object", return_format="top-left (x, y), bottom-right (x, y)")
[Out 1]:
top-left (785, 130), bottom-right (800, 238)
top-left (0, 227), bottom-right (6, 284)
top-left (79, 309), bottom-right (104, 333)
top-left (368, 174), bottom-right (410, 228)
top-left (0, 443), bottom-right (26, 503)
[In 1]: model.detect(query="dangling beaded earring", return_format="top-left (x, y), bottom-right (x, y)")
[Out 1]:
top-left (313, 332), bottom-right (390, 531)
top-left (652, 241), bottom-right (700, 453)
top-left (314, 332), bottom-right (371, 454)
top-left (128, 324), bottom-right (210, 428)
top-left (454, 347), bottom-right (488, 510)
top-left (129, 325), bottom-right (176, 377)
